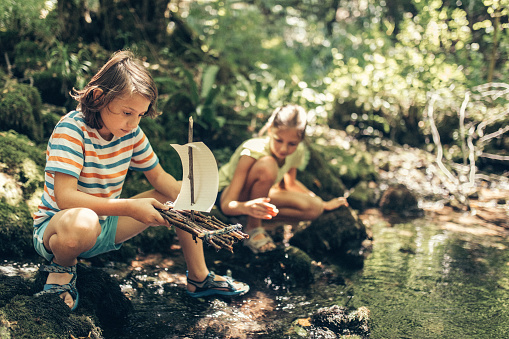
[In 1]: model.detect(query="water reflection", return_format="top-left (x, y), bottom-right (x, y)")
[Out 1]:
top-left (348, 213), bottom-right (509, 339)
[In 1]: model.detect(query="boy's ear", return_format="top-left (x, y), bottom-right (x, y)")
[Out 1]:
top-left (92, 88), bottom-right (103, 100)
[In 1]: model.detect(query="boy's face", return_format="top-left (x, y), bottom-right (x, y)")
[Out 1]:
top-left (98, 93), bottom-right (150, 140)
top-left (268, 127), bottom-right (301, 161)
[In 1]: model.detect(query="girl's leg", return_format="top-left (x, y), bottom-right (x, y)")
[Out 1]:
top-left (42, 208), bottom-right (102, 308)
top-left (268, 188), bottom-right (324, 221)
top-left (116, 189), bottom-right (244, 292)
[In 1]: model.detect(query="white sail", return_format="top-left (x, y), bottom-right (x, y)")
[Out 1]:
top-left (171, 142), bottom-right (218, 212)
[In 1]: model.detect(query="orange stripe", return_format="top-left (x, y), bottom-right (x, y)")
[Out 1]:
top-left (87, 187), bottom-right (123, 198)
top-left (47, 156), bottom-right (83, 170)
top-left (131, 151), bottom-right (155, 165)
top-left (79, 168), bottom-right (128, 179)
top-left (133, 133), bottom-right (146, 149)
top-left (52, 133), bottom-right (84, 148)
top-left (84, 144), bottom-right (133, 160)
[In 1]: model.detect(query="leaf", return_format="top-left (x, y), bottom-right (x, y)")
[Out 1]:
top-left (201, 64), bottom-right (220, 99)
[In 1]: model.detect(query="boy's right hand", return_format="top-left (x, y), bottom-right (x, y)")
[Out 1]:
top-left (244, 197), bottom-right (279, 220)
top-left (128, 198), bottom-right (169, 226)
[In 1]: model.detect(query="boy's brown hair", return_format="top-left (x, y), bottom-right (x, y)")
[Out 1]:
top-left (70, 50), bottom-right (159, 129)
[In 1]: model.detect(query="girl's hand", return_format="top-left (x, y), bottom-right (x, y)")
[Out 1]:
top-left (127, 198), bottom-right (169, 226)
top-left (244, 197), bottom-right (279, 219)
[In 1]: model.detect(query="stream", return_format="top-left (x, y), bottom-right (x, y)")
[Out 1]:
top-left (94, 203), bottom-right (509, 338)
top-left (2, 201), bottom-right (507, 338)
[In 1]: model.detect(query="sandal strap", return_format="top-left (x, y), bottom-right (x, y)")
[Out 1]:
top-left (39, 262), bottom-right (77, 275)
top-left (34, 283), bottom-right (75, 297)
top-left (187, 272), bottom-right (235, 293)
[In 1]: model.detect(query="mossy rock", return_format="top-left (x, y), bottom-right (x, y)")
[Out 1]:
top-left (379, 184), bottom-right (421, 217)
top-left (0, 202), bottom-right (36, 260)
top-left (0, 130), bottom-right (46, 202)
top-left (298, 143), bottom-right (347, 200)
top-left (347, 181), bottom-right (381, 211)
top-left (1, 264), bottom-right (132, 339)
top-left (0, 83), bottom-right (44, 142)
top-left (290, 206), bottom-right (368, 268)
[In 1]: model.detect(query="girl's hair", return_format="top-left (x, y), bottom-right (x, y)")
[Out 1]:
top-left (70, 50), bottom-right (159, 129)
top-left (258, 104), bottom-right (308, 139)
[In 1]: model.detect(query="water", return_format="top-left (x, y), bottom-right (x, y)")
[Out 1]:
top-left (346, 211), bottom-right (509, 339)
top-left (2, 208), bottom-right (508, 338)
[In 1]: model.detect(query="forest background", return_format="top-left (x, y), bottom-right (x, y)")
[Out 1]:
top-left (0, 0), bottom-right (508, 220)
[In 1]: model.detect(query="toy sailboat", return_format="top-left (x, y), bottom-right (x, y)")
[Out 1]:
top-left (158, 117), bottom-right (248, 252)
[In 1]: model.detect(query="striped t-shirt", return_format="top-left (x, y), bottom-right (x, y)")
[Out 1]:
top-left (33, 110), bottom-right (159, 228)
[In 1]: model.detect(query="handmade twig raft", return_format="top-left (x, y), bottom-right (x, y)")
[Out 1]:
top-left (158, 201), bottom-right (249, 252)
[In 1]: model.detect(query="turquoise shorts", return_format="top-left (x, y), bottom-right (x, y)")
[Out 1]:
top-left (33, 216), bottom-right (122, 261)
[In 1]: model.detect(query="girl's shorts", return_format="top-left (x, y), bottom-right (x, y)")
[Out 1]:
top-left (33, 216), bottom-right (122, 261)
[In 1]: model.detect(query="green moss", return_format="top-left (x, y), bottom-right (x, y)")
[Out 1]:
top-left (0, 202), bottom-right (35, 259)
top-left (0, 131), bottom-right (45, 199)
top-left (0, 84), bottom-right (44, 142)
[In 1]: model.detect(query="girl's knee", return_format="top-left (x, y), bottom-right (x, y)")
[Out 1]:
top-left (251, 157), bottom-right (278, 181)
top-left (60, 208), bottom-right (101, 241)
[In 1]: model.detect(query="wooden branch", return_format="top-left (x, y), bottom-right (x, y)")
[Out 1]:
top-left (157, 202), bottom-right (249, 252)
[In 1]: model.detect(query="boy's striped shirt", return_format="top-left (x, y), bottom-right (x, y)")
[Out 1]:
top-left (33, 111), bottom-right (159, 228)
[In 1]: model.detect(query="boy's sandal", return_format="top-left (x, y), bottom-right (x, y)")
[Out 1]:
top-left (34, 262), bottom-right (79, 311)
top-left (186, 271), bottom-right (250, 298)
top-left (244, 226), bottom-right (276, 254)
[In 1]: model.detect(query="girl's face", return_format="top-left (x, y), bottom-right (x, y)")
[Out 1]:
top-left (268, 127), bottom-right (302, 161)
top-left (98, 93), bottom-right (150, 140)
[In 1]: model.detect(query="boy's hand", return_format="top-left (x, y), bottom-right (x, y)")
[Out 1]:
top-left (244, 197), bottom-right (279, 220)
top-left (128, 198), bottom-right (170, 226)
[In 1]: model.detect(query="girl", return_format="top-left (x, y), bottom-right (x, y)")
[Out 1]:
top-left (217, 104), bottom-right (348, 254)
top-left (33, 51), bottom-right (249, 310)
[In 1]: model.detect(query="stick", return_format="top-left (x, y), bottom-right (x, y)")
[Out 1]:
top-left (188, 116), bottom-right (195, 221)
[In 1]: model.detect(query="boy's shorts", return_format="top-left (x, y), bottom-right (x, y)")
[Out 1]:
top-left (33, 216), bottom-right (122, 261)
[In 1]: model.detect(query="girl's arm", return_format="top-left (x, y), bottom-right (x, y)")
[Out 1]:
top-left (220, 155), bottom-right (278, 219)
top-left (53, 171), bottom-right (169, 226)
top-left (143, 163), bottom-right (182, 201)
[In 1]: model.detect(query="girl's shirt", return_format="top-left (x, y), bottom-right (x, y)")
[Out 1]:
top-left (218, 136), bottom-right (306, 191)
top-left (33, 110), bottom-right (159, 228)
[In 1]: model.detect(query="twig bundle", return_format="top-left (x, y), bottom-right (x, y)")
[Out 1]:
top-left (158, 202), bottom-right (249, 252)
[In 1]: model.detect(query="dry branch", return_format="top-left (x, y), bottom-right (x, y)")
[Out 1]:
top-left (157, 201), bottom-right (249, 252)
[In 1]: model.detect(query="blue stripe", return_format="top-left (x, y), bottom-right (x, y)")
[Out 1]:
top-left (45, 181), bottom-right (54, 191)
top-left (45, 167), bottom-right (80, 179)
top-left (130, 157), bottom-right (159, 171)
top-left (133, 142), bottom-right (151, 157)
top-left (83, 156), bottom-right (132, 169)
top-left (40, 195), bottom-right (57, 211)
top-left (48, 142), bottom-right (84, 160)
top-left (78, 178), bottom-right (125, 190)
top-left (56, 121), bottom-right (85, 137)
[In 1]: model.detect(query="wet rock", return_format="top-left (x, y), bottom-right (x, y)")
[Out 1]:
top-left (310, 305), bottom-right (370, 338)
top-left (1, 264), bottom-right (132, 338)
top-left (289, 206), bottom-right (369, 268)
top-left (347, 180), bottom-right (381, 211)
top-left (379, 184), bottom-right (422, 217)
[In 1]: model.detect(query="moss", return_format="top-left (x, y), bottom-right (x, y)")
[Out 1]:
top-left (0, 131), bottom-right (45, 200)
top-left (0, 84), bottom-right (44, 142)
top-left (0, 201), bottom-right (35, 259)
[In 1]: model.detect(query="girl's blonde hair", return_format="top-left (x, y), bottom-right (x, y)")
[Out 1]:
top-left (70, 50), bottom-right (159, 129)
top-left (258, 104), bottom-right (307, 139)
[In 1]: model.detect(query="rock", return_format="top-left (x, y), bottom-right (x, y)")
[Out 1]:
top-left (309, 304), bottom-right (370, 338)
top-left (379, 184), bottom-right (422, 217)
top-left (290, 206), bottom-right (369, 268)
top-left (347, 180), bottom-right (381, 211)
top-left (0, 264), bottom-right (133, 338)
